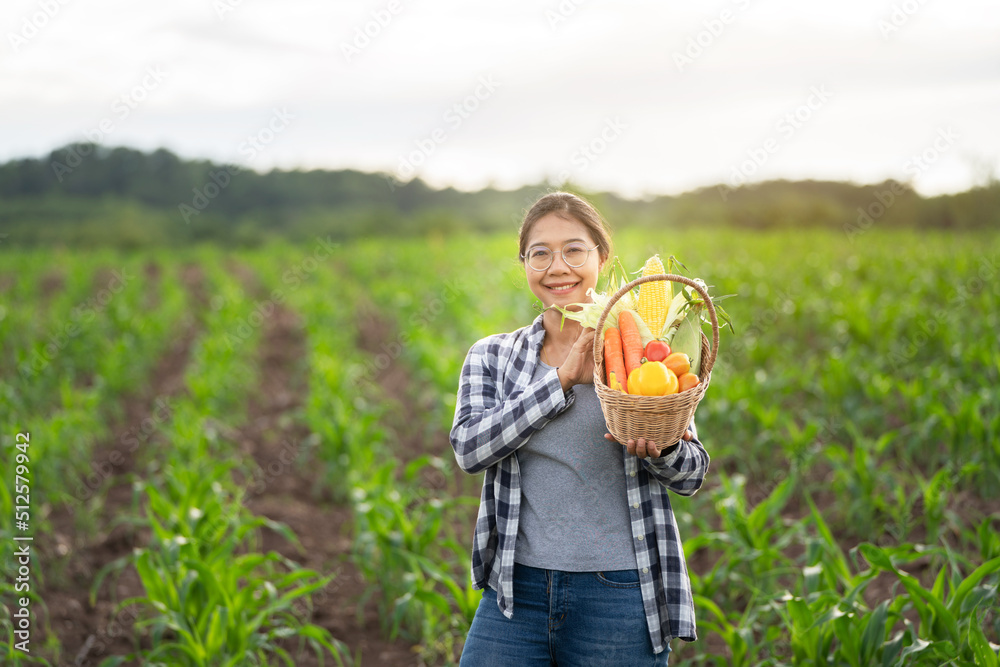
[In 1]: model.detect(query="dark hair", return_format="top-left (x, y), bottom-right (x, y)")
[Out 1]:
top-left (518, 192), bottom-right (613, 264)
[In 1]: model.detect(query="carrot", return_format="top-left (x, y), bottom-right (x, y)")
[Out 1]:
top-left (617, 311), bottom-right (643, 377)
top-left (604, 327), bottom-right (627, 392)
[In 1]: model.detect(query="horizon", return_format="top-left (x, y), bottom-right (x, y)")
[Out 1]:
top-left (10, 139), bottom-right (983, 203)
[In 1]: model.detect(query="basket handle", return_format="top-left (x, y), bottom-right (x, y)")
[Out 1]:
top-left (592, 273), bottom-right (720, 377)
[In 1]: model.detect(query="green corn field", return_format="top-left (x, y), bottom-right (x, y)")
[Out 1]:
top-left (1, 227), bottom-right (998, 666)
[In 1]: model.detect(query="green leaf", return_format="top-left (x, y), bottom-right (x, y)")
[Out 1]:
top-left (898, 637), bottom-right (932, 660)
top-left (205, 606), bottom-right (229, 656)
top-left (806, 494), bottom-right (853, 585)
top-left (859, 543), bottom-right (895, 573)
top-left (968, 612), bottom-right (999, 667)
top-left (300, 624), bottom-right (348, 667)
top-left (97, 657), bottom-right (129, 667)
top-left (960, 584), bottom-right (999, 618)
top-left (949, 556), bottom-right (1000, 616)
top-left (833, 610), bottom-right (861, 667)
top-left (786, 596), bottom-right (813, 631)
top-left (89, 552), bottom-right (134, 607)
top-left (271, 576), bottom-right (333, 614)
top-left (881, 628), bottom-right (907, 667)
top-left (902, 579), bottom-right (959, 645)
top-left (931, 562), bottom-right (947, 602)
top-left (403, 454), bottom-right (432, 481)
top-left (859, 600), bottom-right (889, 665)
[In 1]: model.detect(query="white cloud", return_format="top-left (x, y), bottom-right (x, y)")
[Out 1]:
top-left (1, 0), bottom-right (998, 196)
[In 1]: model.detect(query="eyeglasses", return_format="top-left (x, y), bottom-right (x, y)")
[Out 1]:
top-left (521, 242), bottom-right (600, 271)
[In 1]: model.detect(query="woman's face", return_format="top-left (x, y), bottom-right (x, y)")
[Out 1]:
top-left (523, 213), bottom-right (604, 310)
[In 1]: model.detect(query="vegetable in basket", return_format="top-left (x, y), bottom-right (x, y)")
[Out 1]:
top-left (604, 327), bottom-right (627, 393)
top-left (551, 251), bottom-right (733, 391)
top-left (628, 360), bottom-right (679, 396)
top-left (643, 340), bottom-right (671, 363)
top-left (637, 254), bottom-right (670, 334)
top-left (617, 311), bottom-right (644, 378)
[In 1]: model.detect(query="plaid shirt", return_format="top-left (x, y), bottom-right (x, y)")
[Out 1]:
top-left (450, 312), bottom-right (710, 654)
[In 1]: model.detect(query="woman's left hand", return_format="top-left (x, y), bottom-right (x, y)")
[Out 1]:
top-left (604, 431), bottom-right (693, 459)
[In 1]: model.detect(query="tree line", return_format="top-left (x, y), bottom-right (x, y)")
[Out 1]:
top-left (0, 143), bottom-right (996, 247)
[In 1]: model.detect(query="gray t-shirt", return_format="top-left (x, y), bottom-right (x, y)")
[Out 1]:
top-left (514, 360), bottom-right (638, 571)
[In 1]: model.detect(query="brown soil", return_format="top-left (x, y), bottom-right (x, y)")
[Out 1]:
top-left (352, 301), bottom-right (479, 665)
top-left (35, 260), bottom-right (423, 666)
top-left (353, 302), bottom-right (429, 463)
top-left (39, 269), bottom-right (65, 303)
top-left (224, 257), bottom-right (261, 295)
top-left (229, 264), bottom-right (422, 666)
top-left (40, 269), bottom-right (65, 294)
top-left (180, 262), bottom-right (209, 313)
top-left (142, 261), bottom-right (161, 310)
top-left (36, 270), bottom-right (204, 666)
top-left (353, 299), bottom-right (478, 500)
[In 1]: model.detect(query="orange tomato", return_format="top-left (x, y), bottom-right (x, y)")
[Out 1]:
top-left (636, 361), bottom-right (679, 396)
top-left (677, 372), bottom-right (700, 392)
top-left (665, 352), bottom-right (690, 377)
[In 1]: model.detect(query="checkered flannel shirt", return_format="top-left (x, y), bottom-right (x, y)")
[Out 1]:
top-left (449, 312), bottom-right (710, 654)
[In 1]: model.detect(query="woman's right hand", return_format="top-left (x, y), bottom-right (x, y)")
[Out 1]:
top-left (556, 327), bottom-right (596, 392)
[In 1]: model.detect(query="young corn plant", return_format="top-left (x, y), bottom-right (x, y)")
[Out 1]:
top-left (690, 591), bottom-right (786, 666)
top-left (680, 474), bottom-right (803, 664)
top-left (92, 462), bottom-right (347, 667)
top-left (350, 455), bottom-right (477, 659)
top-left (851, 542), bottom-right (1000, 665)
top-left (826, 436), bottom-right (913, 541)
top-left (713, 473), bottom-right (800, 591)
top-left (289, 253), bottom-right (481, 663)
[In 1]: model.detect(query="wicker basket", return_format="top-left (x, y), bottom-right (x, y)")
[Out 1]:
top-left (593, 273), bottom-right (719, 446)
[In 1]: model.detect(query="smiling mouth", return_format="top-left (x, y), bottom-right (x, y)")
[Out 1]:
top-left (544, 282), bottom-right (579, 293)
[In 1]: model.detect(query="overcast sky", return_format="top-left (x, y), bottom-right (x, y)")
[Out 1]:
top-left (2, 0), bottom-right (998, 198)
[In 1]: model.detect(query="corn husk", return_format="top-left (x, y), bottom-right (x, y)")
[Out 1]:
top-left (670, 304), bottom-right (703, 376)
top-left (550, 258), bottom-right (636, 333)
top-left (660, 290), bottom-right (692, 341)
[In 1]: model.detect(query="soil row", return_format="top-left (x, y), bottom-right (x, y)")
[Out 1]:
top-left (35, 262), bottom-right (469, 665)
top-left (38, 263), bottom-right (205, 666)
top-left (229, 262), bottom-right (419, 666)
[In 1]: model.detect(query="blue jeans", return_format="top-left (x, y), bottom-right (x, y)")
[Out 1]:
top-left (459, 563), bottom-right (671, 666)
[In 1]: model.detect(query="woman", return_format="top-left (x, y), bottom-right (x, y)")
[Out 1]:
top-left (450, 192), bottom-right (710, 665)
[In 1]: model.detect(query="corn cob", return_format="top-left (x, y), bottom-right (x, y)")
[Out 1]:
top-left (637, 255), bottom-right (670, 334)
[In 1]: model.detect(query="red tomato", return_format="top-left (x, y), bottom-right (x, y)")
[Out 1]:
top-left (644, 340), bottom-right (671, 363)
